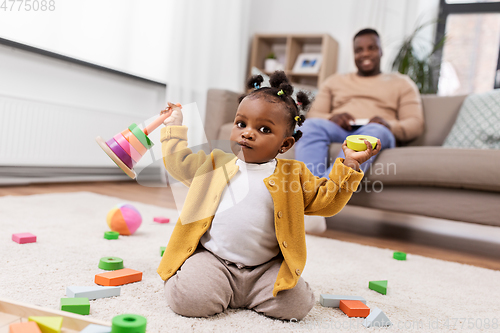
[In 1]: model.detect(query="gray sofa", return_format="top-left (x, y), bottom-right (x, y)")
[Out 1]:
top-left (204, 89), bottom-right (500, 228)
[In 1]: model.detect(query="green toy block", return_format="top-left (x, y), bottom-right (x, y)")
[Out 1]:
top-left (104, 231), bottom-right (119, 240)
top-left (60, 297), bottom-right (90, 315)
top-left (160, 246), bottom-right (166, 257)
top-left (393, 251), bottom-right (407, 260)
top-left (369, 280), bottom-right (388, 295)
top-left (28, 316), bottom-right (63, 333)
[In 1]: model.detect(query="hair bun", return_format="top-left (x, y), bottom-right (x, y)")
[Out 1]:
top-left (296, 91), bottom-right (312, 110)
top-left (246, 75), bottom-right (264, 89)
top-left (269, 71), bottom-right (293, 96)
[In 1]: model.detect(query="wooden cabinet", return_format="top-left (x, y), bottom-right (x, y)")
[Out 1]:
top-left (249, 33), bottom-right (338, 88)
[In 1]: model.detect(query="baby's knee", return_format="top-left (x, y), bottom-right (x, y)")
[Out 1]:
top-left (164, 278), bottom-right (228, 318)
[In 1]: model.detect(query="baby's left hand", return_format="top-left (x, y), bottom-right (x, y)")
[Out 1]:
top-left (342, 139), bottom-right (382, 171)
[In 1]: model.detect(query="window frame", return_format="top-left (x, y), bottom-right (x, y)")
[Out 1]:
top-left (435, 0), bottom-right (500, 90)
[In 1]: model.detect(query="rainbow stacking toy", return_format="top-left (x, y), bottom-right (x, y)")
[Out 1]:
top-left (96, 103), bottom-right (181, 179)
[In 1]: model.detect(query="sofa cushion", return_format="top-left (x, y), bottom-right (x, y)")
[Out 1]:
top-left (443, 90), bottom-right (500, 149)
top-left (363, 147), bottom-right (500, 192)
top-left (407, 94), bottom-right (466, 147)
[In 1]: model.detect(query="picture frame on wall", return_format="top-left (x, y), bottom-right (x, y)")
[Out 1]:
top-left (292, 53), bottom-right (322, 74)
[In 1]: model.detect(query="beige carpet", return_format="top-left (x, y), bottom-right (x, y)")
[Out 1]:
top-left (1, 192), bottom-right (499, 333)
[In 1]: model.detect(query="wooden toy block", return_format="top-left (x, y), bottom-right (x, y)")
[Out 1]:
top-left (153, 217), bottom-right (170, 223)
top-left (66, 286), bottom-right (121, 300)
top-left (2, 298), bottom-right (109, 332)
top-left (339, 300), bottom-right (370, 318)
top-left (369, 280), bottom-right (388, 295)
top-left (12, 233), bottom-right (36, 244)
top-left (60, 298), bottom-right (90, 316)
top-left (28, 316), bottom-right (63, 333)
top-left (160, 246), bottom-right (166, 257)
top-left (9, 321), bottom-right (42, 333)
top-left (363, 307), bottom-right (392, 328)
top-left (319, 294), bottom-right (366, 308)
top-left (393, 251), bottom-right (407, 260)
top-left (95, 268), bottom-right (142, 286)
top-left (80, 324), bottom-right (112, 333)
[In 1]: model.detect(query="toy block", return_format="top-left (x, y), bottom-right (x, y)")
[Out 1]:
top-left (393, 251), bottom-right (407, 260)
top-left (66, 286), bottom-right (121, 299)
top-left (12, 233), bottom-right (37, 244)
top-left (80, 324), bottom-right (112, 333)
top-left (9, 321), bottom-right (42, 333)
top-left (60, 298), bottom-right (90, 315)
top-left (112, 314), bottom-right (147, 333)
top-left (160, 246), bottom-right (166, 257)
top-left (95, 268), bottom-right (142, 286)
top-left (104, 231), bottom-right (119, 240)
top-left (319, 294), bottom-right (366, 308)
top-left (153, 217), bottom-right (170, 223)
top-left (363, 307), bottom-right (392, 328)
top-left (369, 280), bottom-right (388, 295)
top-left (28, 316), bottom-right (63, 333)
top-left (98, 257), bottom-right (124, 270)
top-left (339, 300), bottom-right (370, 318)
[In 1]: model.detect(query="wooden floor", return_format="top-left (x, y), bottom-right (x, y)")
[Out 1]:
top-left (1, 181), bottom-right (499, 271)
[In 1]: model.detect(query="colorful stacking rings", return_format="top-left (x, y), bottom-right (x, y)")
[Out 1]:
top-left (104, 123), bottom-right (153, 171)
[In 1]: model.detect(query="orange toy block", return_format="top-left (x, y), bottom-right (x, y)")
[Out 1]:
top-left (95, 268), bottom-right (142, 286)
top-left (9, 321), bottom-right (42, 333)
top-left (339, 300), bottom-right (370, 318)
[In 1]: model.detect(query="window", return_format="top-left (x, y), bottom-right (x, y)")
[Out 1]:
top-left (436, 0), bottom-right (500, 95)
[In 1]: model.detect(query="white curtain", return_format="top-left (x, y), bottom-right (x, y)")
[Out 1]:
top-left (163, 0), bottom-right (251, 146)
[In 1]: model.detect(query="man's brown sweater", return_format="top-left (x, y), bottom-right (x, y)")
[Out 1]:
top-left (308, 72), bottom-right (424, 142)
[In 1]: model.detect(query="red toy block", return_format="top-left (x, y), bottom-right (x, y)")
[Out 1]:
top-left (339, 300), bottom-right (370, 318)
top-left (153, 217), bottom-right (170, 223)
top-left (12, 233), bottom-right (37, 244)
top-left (9, 321), bottom-right (42, 333)
top-left (95, 268), bottom-right (142, 286)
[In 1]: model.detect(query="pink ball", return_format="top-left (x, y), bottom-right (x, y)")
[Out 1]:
top-left (106, 203), bottom-right (142, 235)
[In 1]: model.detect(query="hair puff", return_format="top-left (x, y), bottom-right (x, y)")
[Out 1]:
top-left (246, 75), bottom-right (264, 90)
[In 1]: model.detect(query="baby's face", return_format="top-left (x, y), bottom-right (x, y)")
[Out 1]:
top-left (230, 97), bottom-right (291, 163)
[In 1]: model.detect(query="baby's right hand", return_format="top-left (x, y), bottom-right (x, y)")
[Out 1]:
top-left (162, 102), bottom-right (183, 126)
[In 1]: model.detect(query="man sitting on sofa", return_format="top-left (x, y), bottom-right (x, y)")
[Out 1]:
top-left (296, 28), bottom-right (424, 232)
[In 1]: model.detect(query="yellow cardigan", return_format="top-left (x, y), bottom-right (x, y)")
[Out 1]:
top-left (157, 126), bottom-right (364, 296)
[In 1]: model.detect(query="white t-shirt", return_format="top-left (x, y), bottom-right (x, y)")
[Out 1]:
top-left (200, 158), bottom-right (279, 267)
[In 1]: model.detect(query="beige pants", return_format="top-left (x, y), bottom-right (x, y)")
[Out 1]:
top-left (164, 246), bottom-right (315, 320)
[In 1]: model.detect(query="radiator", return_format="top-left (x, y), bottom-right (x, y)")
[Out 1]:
top-left (0, 93), bottom-right (164, 184)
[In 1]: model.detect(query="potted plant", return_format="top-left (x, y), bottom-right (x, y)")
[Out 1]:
top-left (392, 21), bottom-right (446, 94)
top-left (265, 52), bottom-right (278, 72)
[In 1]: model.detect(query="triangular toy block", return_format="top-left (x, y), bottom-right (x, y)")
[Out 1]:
top-left (319, 294), bottom-right (366, 308)
top-left (80, 324), bottom-right (112, 333)
top-left (363, 307), bottom-right (392, 328)
top-left (60, 298), bottom-right (90, 315)
top-left (95, 268), bottom-right (142, 286)
top-left (66, 286), bottom-right (121, 299)
top-left (369, 280), bottom-right (388, 295)
top-left (28, 316), bottom-right (63, 333)
top-left (339, 300), bottom-right (370, 318)
top-left (9, 321), bottom-right (42, 333)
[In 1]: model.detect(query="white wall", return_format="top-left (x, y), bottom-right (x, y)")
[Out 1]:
top-left (0, 0), bottom-right (170, 83)
top-left (248, 0), bottom-right (440, 74)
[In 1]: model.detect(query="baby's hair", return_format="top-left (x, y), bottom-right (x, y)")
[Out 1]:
top-left (238, 71), bottom-right (312, 142)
